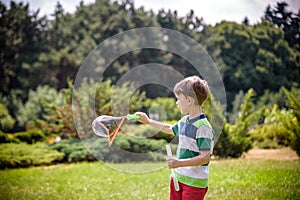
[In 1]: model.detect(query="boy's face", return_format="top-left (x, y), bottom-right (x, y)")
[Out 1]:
top-left (175, 93), bottom-right (190, 114)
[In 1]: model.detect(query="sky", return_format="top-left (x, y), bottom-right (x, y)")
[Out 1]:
top-left (2, 0), bottom-right (300, 25)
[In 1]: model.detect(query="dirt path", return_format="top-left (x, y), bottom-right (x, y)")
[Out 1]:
top-left (243, 147), bottom-right (299, 160)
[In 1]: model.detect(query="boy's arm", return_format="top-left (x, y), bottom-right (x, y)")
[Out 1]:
top-left (167, 150), bottom-right (211, 168)
top-left (135, 112), bottom-right (174, 135)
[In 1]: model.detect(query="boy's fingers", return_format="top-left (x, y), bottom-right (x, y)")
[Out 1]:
top-left (135, 112), bottom-right (152, 124)
top-left (134, 112), bottom-right (142, 116)
top-left (166, 157), bottom-right (175, 168)
top-left (134, 112), bottom-right (143, 118)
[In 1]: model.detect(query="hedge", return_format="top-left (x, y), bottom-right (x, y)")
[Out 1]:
top-left (0, 143), bottom-right (64, 169)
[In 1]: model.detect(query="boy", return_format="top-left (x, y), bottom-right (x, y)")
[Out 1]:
top-left (136, 76), bottom-right (214, 200)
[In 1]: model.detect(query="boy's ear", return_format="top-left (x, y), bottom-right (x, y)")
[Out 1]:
top-left (187, 96), bottom-right (194, 105)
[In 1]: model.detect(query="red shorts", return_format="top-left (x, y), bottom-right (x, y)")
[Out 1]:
top-left (170, 178), bottom-right (208, 200)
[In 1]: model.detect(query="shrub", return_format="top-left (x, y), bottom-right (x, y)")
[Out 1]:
top-left (0, 103), bottom-right (15, 132)
top-left (125, 124), bottom-right (175, 142)
top-left (214, 89), bottom-right (261, 158)
top-left (0, 143), bottom-right (64, 169)
top-left (144, 97), bottom-right (181, 121)
top-left (44, 79), bottom-right (146, 139)
top-left (254, 138), bottom-right (281, 149)
top-left (214, 122), bottom-right (252, 158)
top-left (114, 135), bottom-right (167, 153)
top-left (49, 139), bottom-right (93, 162)
top-left (16, 85), bottom-right (62, 128)
top-left (250, 123), bottom-right (293, 148)
top-left (14, 129), bottom-right (45, 144)
top-left (282, 87), bottom-right (300, 156)
top-left (251, 89), bottom-right (300, 152)
top-left (0, 131), bottom-right (20, 143)
top-left (50, 135), bottom-right (169, 163)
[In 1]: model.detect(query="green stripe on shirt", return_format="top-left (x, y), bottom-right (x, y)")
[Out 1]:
top-left (177, 148), bottom-right (199, 159)
top-left (197, 138), bottom-right (211, 150)
top-left (176, 172), bottom-right (208, 188)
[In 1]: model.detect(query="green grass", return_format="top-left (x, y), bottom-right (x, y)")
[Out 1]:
top-left (207, 159), bottom-right (300, 200)
top-left (0, 159), bottom-right (299, 200)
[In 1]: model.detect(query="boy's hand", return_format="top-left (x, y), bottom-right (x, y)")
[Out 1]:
top-left (134, 112), bottom-right (151, 124)
top-left (166, 157), bottom-right (180, 169)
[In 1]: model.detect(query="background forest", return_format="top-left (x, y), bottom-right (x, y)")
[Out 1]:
top-left (0, 0), bottom-right (299, 168)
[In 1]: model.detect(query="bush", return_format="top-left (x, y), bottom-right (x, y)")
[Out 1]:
top-left (144, 97), bottom-right (181, 121)
top-left (16, 85), bottom-right (62, 128)
top-left (214, 123), bottom-right (252, 158)
top-left (0, 143), bottom-right (64, 169)
top-left (252, 89), bottom-right (300, 153)
top-left (0, 103), bottom-right (15, 132)
top-left (114, 135), bottom-right (167, 153)
top-left (125, 124), bottom-right (175, 142)
top-left (282, 87), bottom-right (300, 156)
top-left (49, 139), bottom-right (93, 162)
top-left (49, 135), bottom-right (169, 163)
top-left (0, 131), bottom-right (20, 144)
top-left (214, 89), bottom-right (260, 158)
top-left (254, 138), bottom-right (281, 149)
top-left (43, 79), bottom-right (146, 139)
top-left (14, 129), bottom-right (45, 144)
top-left (250, 124), bottom-right (293, 148)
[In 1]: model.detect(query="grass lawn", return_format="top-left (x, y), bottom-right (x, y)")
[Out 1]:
top-left (0, 159), bottom-right (299, 200)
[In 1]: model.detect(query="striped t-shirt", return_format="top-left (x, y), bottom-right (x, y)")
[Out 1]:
top-left (172, 114), bottom-right (214, 188)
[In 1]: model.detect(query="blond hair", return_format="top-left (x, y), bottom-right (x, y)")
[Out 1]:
top-left (173, 76), bottom-right (209, 106)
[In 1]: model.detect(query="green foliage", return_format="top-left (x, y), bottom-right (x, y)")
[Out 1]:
top-left (250, 123), bottom-right (292, 149)
top-left (17, 85), bottom-right (63, 128)
top-left (144, 97), bottom-right (181, 121)
top-left (111, 82), bottom-right (146, 116)
top-left (0, 131), bottom-right (20, 144)
top-left (0, 143), bottom-right (64, 169)
top-left (0, 103), bottom-right (15, 132)
top-left (13, 129), bottom-right (45, 144)
top-left (282, 88), bottom-right (300, 156)
top-left (1, 0), bottom-right (299, 160)
top-left (71, 78), bottom-right (146, 138)
top-left (42, 81), bottom-right (76, 138)
top-left (114, 135), bottom-right (166, 154)
top-left (1, 0), bottom-right (300, 129)
top-left (247, 87), bottom-right (300, 151)
top-left (215, 89), bottom-right (261, 157)
top-left (49, 139), bottom-right (93, 162)
top-left (202, 93), bottom-right (226, 141)
top-left (228, 90), bottom-right (244, 123)
top-left (209, 19), bottom-right (300, 106)
top-left (49, 136), bottom-right (168, 164)
top-left (283, 87), bottom-right (300, 119)
top-left (255, 87), bottom-right (288, 108)
top-left (0, 90), bottom-right (23, 131)
top-left (264, 2), bottom-right (300, 50)
top-left (127, 124), bottom-right (175, 142)
top-left (0, 1), bottom-right (48, 97)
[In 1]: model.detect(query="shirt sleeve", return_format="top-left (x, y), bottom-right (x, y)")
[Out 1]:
top-left (196, 126), bottom-right (213, 151)
top-left (172, 123), bottom-right (178, 136)
top-left (197, 138), bottom-right (211, 151)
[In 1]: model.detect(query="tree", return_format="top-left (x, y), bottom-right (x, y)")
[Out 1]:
top-left (264, 2), bottom-right (300, 50)
top-left (210, 20), bottom-right (299, 107)
top-left (0, 1), bottom-right (48, 98)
